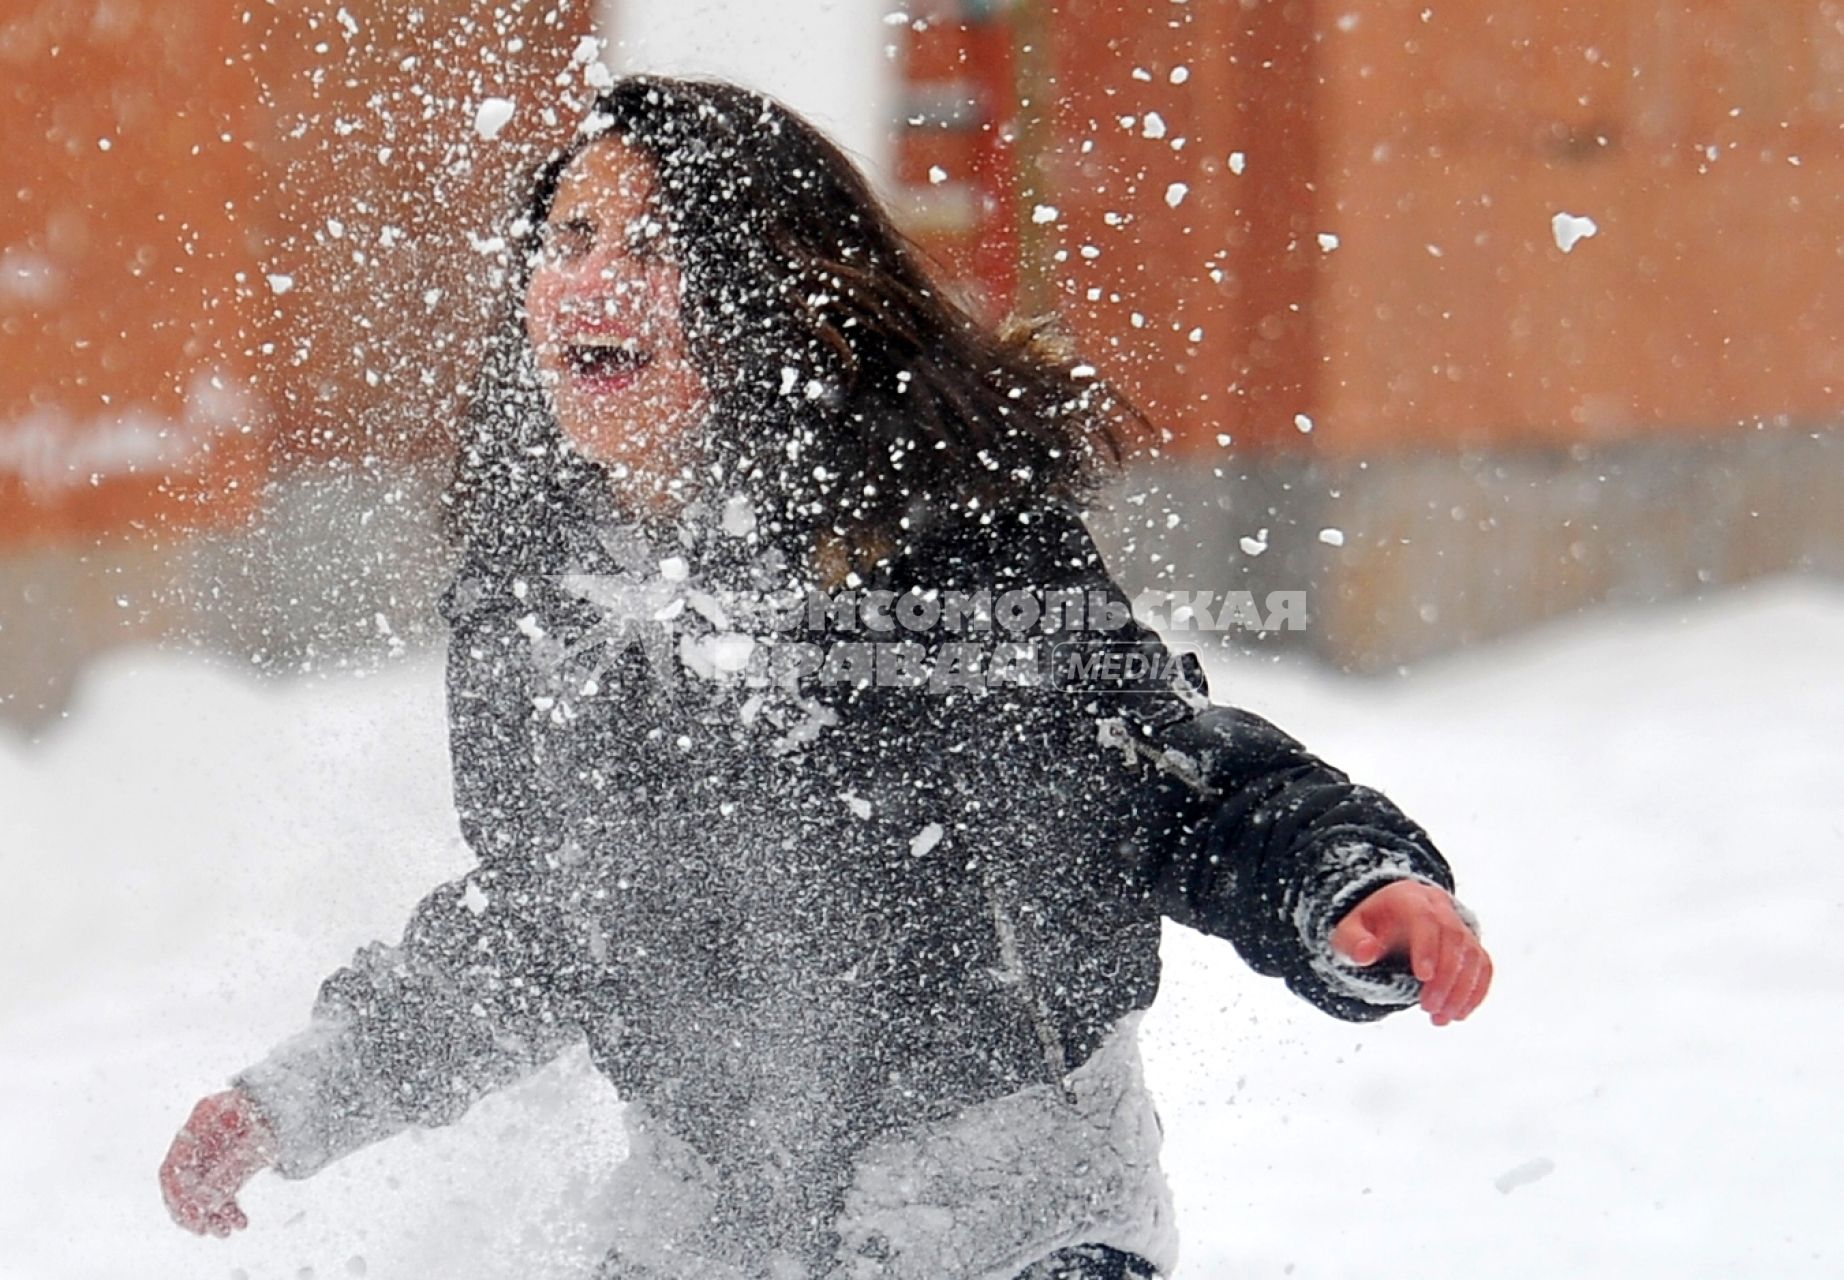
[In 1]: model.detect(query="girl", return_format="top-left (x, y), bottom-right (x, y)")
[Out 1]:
top-left (161, 77), bottom-right (1491, 1280)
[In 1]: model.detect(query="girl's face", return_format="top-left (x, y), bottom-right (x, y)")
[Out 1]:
top-left (524, 139), bottom-right (711, 511)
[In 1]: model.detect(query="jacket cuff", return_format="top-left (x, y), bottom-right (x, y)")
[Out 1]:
top-left (232, 1015), bottom-right (403, 1180)
top-left (1291, 841), bottom-right (1481, 1011)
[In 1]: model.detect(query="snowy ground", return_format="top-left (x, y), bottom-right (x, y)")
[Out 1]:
top-left (2, 575), bottom-right (1841, 1279)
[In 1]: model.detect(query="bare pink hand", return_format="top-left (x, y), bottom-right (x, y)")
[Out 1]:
top-left (159, 1089), bottom-right (276, 1237)
top-left (1330, 879), bottom-right (1492, 1025)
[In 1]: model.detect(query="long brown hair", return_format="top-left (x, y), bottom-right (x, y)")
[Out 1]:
top-left (449, 75), bottom-right (1140, 580)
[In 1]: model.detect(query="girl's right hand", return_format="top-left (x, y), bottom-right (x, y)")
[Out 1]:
top-left (159, 1089), bottom-right (277, 1236)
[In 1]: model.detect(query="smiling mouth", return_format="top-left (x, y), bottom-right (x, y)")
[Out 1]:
top-left (563, 334), bottom-right (655, 387)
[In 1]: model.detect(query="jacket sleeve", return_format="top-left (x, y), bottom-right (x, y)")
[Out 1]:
top-left (232, 864), bottom-right (584, 1178)
top-left (1113, 694), bottom-right (1482, 1023)
top-left (232, 586), bottom-right (583, 1178)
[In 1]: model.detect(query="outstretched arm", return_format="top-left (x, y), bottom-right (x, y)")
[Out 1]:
top-left (162, 591), bottom-right (586, 1233)
top-left (239, 580), bottom-right (587, 1178)
top-left (160, 861), bottom-right (586, 1236)
top-left (1118, 700), bottom-right (1487, 1023)
top-left (233, 861), bottom-right (586, 1179)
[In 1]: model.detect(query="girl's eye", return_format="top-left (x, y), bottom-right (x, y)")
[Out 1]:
top-left (540, 219), bottom-right (595, 262)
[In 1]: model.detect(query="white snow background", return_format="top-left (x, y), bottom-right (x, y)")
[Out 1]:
top-left (604, 0), bottom-right (897, 185)
top-left (2, 576), bottom-right (1840, 1279)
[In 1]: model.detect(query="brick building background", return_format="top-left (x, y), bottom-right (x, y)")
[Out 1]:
top-left (5, 0), bottom-right (1843, 729)
top-left (891, 0), bottom-right (1844, 668)
top-left (2, 0), bottom-right (598, 727)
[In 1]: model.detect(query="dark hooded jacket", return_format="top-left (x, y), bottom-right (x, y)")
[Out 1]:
top-left (234, 489), bottom-right (1469, 1276)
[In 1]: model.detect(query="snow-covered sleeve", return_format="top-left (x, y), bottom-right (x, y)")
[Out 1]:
top-left (440, 571), bottom-right (556, 870)
top-left (1120, 701), bottom-right (1480, 1022)
top-left (232, 863), bottom-right (585, 1179)
top-left (233, 584), bottom-right (583, 1179)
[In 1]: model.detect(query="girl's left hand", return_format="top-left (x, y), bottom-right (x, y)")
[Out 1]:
top-left (1330, 879), bottom-right (1491, 1025)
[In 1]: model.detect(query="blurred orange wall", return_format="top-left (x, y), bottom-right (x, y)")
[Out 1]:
top-left (0, 0), bottom-right (594, 550)
top-left (249, 0), bottom-right (595, 469)
top-left (1315, 3), bottom-right (1844, 455)
top-left (901, 1), bottom-right (1844, 458)
top-left (0, 0), bottom-right (268, 545)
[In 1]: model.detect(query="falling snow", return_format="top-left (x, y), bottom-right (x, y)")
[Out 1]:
top-left (473, 96), bottom-right (516, 141)
top-left (1552, 212), bottom-right (1599, 253)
